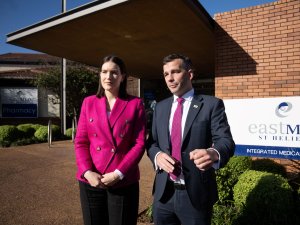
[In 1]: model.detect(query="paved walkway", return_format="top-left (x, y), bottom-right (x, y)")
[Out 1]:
top-left (0, 141), bottom-right (154, 225)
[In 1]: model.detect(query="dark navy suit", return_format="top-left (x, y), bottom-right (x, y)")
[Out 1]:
top-left (147, 94), bottom-right (235, 222)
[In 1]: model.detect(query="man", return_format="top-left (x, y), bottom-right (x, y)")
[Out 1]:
top-left (147, 54), bottom-right (235, 225)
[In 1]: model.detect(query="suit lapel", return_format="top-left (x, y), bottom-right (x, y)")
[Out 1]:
top-left (96, 97), bottom-right (115, 146)
top-left (183, 95), bottom-right (203, 142)
top-left (163, 97), bottom-right (173, 153)
top-left (109, 98), bottom-right (128, 129)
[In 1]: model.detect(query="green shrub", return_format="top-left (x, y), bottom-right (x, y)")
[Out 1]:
top-left (65, 128), bottom-right (76, 139)
top-left (216, 156), bottom-right (252, 203)
top-left (34, 126), bottom-right (48, 142)
top-left (17, 124), bottom-right (36, 138)
top-left (30, 124), bottom-right (43, 131)
top-left (0, 125), bottom-right (22, 147)
top-left (0, 140), bottom-right (11, 147)
top-left (51, 125), bottom-right (61, 139)
top-left (145, 204), bottom-right (153, 222)
top-left (251, 158), bottom-right (287, 178)
top-left (212, 201), bottom-right (242, 225)
top-left (233, 170), bottom-right (296, 225)
top-left (10, 137), bottom-right (39, 146)
top-left (34, 125), bottom-right (61, 142)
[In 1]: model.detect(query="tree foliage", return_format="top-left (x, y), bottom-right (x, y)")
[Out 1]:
top-left (33, 63), bottom-right (99, 117)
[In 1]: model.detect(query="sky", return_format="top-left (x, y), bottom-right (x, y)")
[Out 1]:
top-left (0, 0), bottom-right (276, 54)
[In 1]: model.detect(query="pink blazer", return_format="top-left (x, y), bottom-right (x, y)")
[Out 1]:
top-left (75, 95), bottom-right (146, 188)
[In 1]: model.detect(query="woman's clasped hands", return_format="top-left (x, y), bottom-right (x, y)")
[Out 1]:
top-left (84, 170), bottom-right (120, 188)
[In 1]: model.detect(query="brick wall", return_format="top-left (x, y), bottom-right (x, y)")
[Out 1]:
top-left (214, 0), bottom-right (299, 173)
top-left (215, 0), bottom-right (299, 98)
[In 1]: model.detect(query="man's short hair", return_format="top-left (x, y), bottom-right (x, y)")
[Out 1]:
top-left (163, 53), bottom-right (193, 71)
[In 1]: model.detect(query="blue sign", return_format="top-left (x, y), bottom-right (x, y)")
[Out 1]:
top-left (235, 144), bottom-right (300, 160)
top-left (2, 104), bottom-right (38, 118)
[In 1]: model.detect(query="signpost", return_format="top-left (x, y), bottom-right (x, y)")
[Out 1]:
top-left (224, 96), bottom-right (300, 160)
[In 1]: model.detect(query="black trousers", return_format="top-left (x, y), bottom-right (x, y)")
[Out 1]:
top-left (79, 181), bottom-right (139, 225)
top-left (153, 180), bottom-right (212, 225)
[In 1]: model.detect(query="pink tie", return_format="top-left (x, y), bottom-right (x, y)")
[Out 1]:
top-left (170, 97), bottom-right (184, 180)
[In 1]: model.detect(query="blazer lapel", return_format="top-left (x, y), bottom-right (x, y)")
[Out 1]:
top-left (183, 95), bottom-right (203, 142)
top-left (109, 98), bottom-right (128, 129)
top-left (163, 97), bottom-right (173, 154)
top-left (96, 97), bottom-right (115, 146)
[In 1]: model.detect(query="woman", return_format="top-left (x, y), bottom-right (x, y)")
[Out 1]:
top-left (75, 55), bottom-right (146, 225)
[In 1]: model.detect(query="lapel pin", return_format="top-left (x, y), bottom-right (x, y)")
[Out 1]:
top-left (193, 105), bottom-right (198, 108)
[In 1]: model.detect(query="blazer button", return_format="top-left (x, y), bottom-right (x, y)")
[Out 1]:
top-left (89, 118), bottom-right (93, 122)
top-left (96, 146), bottom-right (101, 151)
top-left (93, 133), bottom-right (97, 137)
top-left (119, 134), bottom-right (124, 138)
top-left (111, 148), bottom-right (115, 153)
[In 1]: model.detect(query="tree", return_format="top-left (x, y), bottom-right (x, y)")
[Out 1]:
top-left (32, 63), bottom-right (99, 118)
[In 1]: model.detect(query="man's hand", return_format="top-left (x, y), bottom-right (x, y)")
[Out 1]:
top-left (156, 152), bottom-right (176, 173)
top-left (84, 170), bottom-right (106, 188)
top-left (189, 149), bottom-right (219, 171)
top-left (101, 172), bottom-right (120, 187)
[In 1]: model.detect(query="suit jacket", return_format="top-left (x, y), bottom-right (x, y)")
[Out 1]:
top-left (75, 95), bottom-right (146, 188)
top-left (147, 94), bottom-right (235, 210)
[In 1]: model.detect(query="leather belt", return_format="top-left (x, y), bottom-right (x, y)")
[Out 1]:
top-left (173, 182), bottom-right (186, 190)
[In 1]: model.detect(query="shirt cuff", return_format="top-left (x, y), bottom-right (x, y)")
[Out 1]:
top-left (154, 151), bottom-right (162, 170)
top-left (207, 148), bottom-right (221, 170)
top-left (114, 169), bottom-right (124, 180)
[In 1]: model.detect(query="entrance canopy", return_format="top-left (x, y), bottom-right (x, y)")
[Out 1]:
top-left (7, 0), bottom-right (215, 79)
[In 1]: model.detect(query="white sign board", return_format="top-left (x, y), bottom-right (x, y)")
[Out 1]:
top-left (224, 96), bottom-right (300, 160)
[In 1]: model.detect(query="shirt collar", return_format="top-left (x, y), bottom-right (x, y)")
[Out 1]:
top-left (173, 89), bottom-right (194, 103)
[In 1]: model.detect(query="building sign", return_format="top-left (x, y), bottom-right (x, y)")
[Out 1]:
top-left (224, 97), bottom-right (300, 160)
top-left (1, 88), bottom-right (38, 118)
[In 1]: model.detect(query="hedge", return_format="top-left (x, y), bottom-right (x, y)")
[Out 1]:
top-left (216, 156), bottom-right (252, 203)
top-left (233, 170), bottom-right (296, 225)
top-left (0, 125), bottom-right (22, 147)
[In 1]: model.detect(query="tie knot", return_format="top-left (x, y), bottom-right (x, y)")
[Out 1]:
top-left (177, 97), bottom-right (184, 105)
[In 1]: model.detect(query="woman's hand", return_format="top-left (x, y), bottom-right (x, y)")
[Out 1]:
top-left (84, 170), bottom-right (106, 188)
top-left (101, 172), bottom-right (121, 187)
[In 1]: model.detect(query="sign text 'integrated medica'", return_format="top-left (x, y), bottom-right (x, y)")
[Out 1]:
top-left (1, 88), bottom-right (38, 118)
top-left (224, 97), bottom-right (300, 160)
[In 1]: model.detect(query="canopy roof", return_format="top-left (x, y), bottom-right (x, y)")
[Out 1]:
top-left (7, 0), bottom-right (215, 78)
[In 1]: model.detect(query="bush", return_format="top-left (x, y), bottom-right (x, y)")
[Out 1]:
top-left (0, 125), bottom-right (22, 147)
top-left (216, 156), bottom-right (252, 203)
top-left (65, 128), bottom-right (76, 139)
top-left (34, 125), bottom-right (61, 142)
top-left (233, 170), bottom-right (296, 225)
top-left (34, 126), bottom-right (48, 142)
top-left (251, 158), bottom-right (287, 178)
top-left (17, 124), bottom-right (36, 138)
top-left (212, 201), bottom-right (242, 225)
top-left (10, 137), bottom-right (39, 146)
top-left (30, 124), bottom-right (43, 131)
top-left (51, 125), bottom-right (61, 139)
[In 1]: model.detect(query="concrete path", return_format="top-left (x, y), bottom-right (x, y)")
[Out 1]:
top-left (0, 141), bottom-right (154, 225)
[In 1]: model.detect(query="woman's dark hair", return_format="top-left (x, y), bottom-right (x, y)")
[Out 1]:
top-left (163, 53), bottom-right (193, 71)
top-left (96, 55), bottom-right (128, 99)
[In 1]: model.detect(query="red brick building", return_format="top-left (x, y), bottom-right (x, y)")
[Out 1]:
top-left (214, 0), bottom-right (299, 172)
top-left (215, 0), bottom-right (299, 98)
